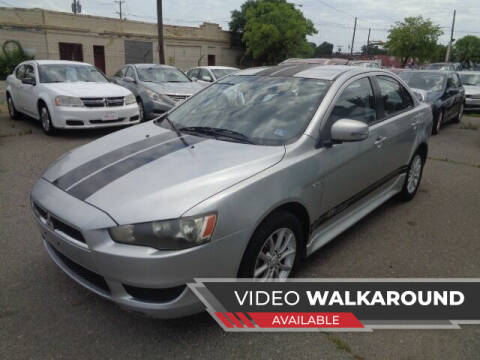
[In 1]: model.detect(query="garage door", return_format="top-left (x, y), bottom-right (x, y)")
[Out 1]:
top-left (124, 40), bottom-right (153, 64)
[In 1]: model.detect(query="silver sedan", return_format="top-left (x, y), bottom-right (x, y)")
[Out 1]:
top-left (31, 65), bottom-right (432, 318)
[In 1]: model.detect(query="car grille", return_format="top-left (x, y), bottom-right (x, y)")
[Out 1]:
top-left (123, 284), bottom-right (186, 303)
top-left (166, 94), bottom-right (190, 102)
top-left (48, 243), bottom-right (110, 295)
top-left (89, 117), bottom-right (126, 124)
top-left (81, 97), bottom-right (125, 107)
top-left (466, 94), bottom-right (480, 99)
top-left (33, 202), bottom-right (86, 244)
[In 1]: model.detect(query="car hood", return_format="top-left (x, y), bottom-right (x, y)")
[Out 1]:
top-left (42, 82), bottom-right (131, 97)
top-left (143, 81), bottom-right (205, 95)
top-left (463, 85), bottom-right (480, 96)
top-left (42, 122), bottom-right (285, 225)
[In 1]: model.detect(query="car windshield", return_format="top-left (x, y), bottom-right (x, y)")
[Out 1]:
top-left (211, 68), bottom-right (237, 79)
top-left (459, 73), bottom-right (480, 86)
top-left (137, 66), bottom-right (190, 83)
top-left (38, 64), bottom-right (108, 83)
top-left (162, 75), bottom-right (331, 146)
top-left (399, 72), bottom-right (446, 92)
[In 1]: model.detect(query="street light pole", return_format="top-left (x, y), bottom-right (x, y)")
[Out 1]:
top-left (157, 0), bottom-right (165, 64)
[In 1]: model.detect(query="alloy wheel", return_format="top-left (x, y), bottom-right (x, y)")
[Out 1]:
top-left (138, 101), bottom-right (144, 122)
top-left (7, 97), bottom-right (15, 118)
top-left (41, 107), bottom-right (50, 132)
top-left (458, 104), bottom-right (464, 119)
top-left (407, 155), bottom-right (422, 194)
top-left (436, 112), bottom-right (443, 133)
top-left (253, 228), bottom-right (296, 279)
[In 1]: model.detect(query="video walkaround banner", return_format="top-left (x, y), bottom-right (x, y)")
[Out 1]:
top-left (188, 279), bottom-right (480, 332)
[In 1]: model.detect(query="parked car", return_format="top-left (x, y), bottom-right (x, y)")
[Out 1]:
top-left (186, 66), bottom-right (239, 83)
top-left (424, 62), bottom-right (463, 71)
top-left (31, 65), bottom-right (432, 318)
top-left (280, 58), bottom-right (350, 65)
top-left (349, 60), bottom-right (381, 68)
top-left (398, 70), bottom-right (465, 134)
top-left (112, 64), bottom-right (205, 121)
top-left (6, 60), bottom-right (139, 135)
top-left (458, 71), bottom-right (480, 113)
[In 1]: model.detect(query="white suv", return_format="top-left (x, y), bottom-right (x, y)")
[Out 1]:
top-left (6, 60), bottom-right (140, 135)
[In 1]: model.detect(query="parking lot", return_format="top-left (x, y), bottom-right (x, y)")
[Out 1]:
top-left (1, 110), bottom-right (479, 359)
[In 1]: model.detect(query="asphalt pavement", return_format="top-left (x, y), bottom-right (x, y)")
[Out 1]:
top-left (1, 110), bottom-right (479, 359)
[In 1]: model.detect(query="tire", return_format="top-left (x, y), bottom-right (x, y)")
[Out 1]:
top-left (452, 103), bottom-right (463, 123)
top-left (432, 110), bottom-right (443, 135)
top-left (399, 152), bottom-right (424, 201)
top-left (39, 104), bottom-right (56, 135)
top-left (7, 94), bottom-right (20, 120)
top-left (238, 211), bottom-right (303, 279)
top-left (137, 99), bottom-right (145, 122)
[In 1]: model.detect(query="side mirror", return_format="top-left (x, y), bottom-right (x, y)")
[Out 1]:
top-left (22, 76), bottom-right (36, 85)
top-left (412, 90), bottom-right (425, 102)
top-left (201, 75), bottom-right (212, 82)
top-left (447, 87), bottom-right (459, 95)
top-left (191, 77), bottom-right (198, 82)
top-left (124, 76), bottom-right (136, 83)
top-left (331, 119), bottom-right (369, 143)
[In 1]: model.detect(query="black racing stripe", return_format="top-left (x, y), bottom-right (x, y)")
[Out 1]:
top-left (53, 131), bottom-right (178, 190)
top-left (67, 135), bottom-right (205, 200)
top-left (310, 165), bottom-right (409, 233)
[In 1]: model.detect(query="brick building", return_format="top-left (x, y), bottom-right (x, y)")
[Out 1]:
top-left (0, 7), bottom-right (241, 75)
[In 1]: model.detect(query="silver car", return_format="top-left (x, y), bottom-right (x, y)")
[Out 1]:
top-left (31, 65), bottom-right (432, 318)
top-left (458, 71), bottom-right (480, 113)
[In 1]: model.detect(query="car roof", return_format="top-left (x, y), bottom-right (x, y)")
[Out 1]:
top-left (280, 58), bottom-right (350, 65)
top-left (234, 64), bottom-right (389, 81)
top-left (130, 63), bottom-right (177, 69)
top-left (399, 70), bottom-right (453, 76)
top-left (458, 71), bottom-right (480, 75)
top-left (33, 60), bottom-right (90, 66)
top-left (195, 66), bottom-right (238, 70)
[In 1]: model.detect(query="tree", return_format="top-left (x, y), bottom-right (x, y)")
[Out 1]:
top-left (230, 0), bottom-right (317, 65)
top-left (315, 41), bottom-right (333, 57)
top-left (454, 35), bottom-right (480, 64)
top-left (431, 44), bottom-right (447, 62)
top-left (361, 44), bottom-right (387, 56)
top-left (384, 16), bottom-right (443, 66)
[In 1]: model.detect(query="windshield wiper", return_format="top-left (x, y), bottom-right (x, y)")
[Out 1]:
top-left (178, 126), bottom-right (254, 144)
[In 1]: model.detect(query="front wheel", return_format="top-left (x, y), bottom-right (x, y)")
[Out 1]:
top-left (7, 95), bottom-right (20, 120)
top-left (40, 104), bottom-right (56, 135)
top-left (238, 211), bottom-right (303, 279)
top-left (137, 99), bottom-right (145, 122)
top-left (432, 111), bottom-right (443, 135)
top-left (400, 153), bottom-right (424, 201)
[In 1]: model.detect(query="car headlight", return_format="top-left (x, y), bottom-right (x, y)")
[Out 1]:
top-left (54, 96), bottom-right (84, 107)
top-left (124, 93), bottom-right (136, 105)
top-left (108, 213), bottom-right (217, 250)
top-left (145, 88), bottom-right (171, 103)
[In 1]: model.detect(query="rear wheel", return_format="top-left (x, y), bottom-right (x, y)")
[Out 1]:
top-left (40, 104), bottom-right (56, 135)
top-left (238, 211), bottom-right (303, 279)
top-left (432, 111), bottom-right (443, 135)
top-left (453, 103), bottom-right (463, 123)
top-left (400, 153), bottom-right (424, 201)
top-left (7, 94), bottom-right (20, 120)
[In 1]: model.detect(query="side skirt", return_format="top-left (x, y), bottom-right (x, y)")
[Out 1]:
top-left (306, 173), bottom-right (406, 257)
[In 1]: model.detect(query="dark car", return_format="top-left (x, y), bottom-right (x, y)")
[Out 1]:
top-left (398, 70), bottom-right (465, 134)
top-left (112, 64), bottom-right (205, 121)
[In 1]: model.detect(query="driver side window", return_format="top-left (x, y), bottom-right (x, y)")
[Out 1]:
top-left (328, 77), bottom-right (376, 124)
top-left (125, 67), bottom-right (135, 79)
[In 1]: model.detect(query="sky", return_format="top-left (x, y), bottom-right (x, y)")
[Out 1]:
top-left (1, 0), bottom-right (479, 52)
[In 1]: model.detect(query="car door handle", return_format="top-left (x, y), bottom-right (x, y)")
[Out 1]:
top-left (374, 136), bottom-right (387, 147)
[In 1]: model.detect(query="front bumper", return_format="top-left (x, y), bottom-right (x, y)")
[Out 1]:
top-left (51, 103), bottom-right (140, 129)
top-left (465, 98), bottom-right (480, 112)
top-left (31, 178), bottom-right (246, 318)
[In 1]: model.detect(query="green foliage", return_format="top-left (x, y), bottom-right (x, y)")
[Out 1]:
top-left (361, 44), bottom-right (387, 56)
top-left (384, 16), bottom-right (443, 66)
top-left (431, 44), bottom-right (447, 62)
top-left (315, 41), bottom-right (334, 57)
top-left (230, 0), bottom-right (317, 65)
top-left (0, 40), bottom-right (34, 80)
top-left (453, 36), bottom-right (480, 64)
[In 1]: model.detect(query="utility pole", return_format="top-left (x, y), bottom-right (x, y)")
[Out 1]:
top-left (366, 28), bottom-right (371, 56)
top-left (157, 0), bottom-right (165, 64)
top-left (350, 17), bottom-right (357, 56)
top-left (114, 0), bottom-right (125, 20)
top-left (445, 9), bottom-right (456, 62)
top-left (71, 0), bottom-right (81, 14)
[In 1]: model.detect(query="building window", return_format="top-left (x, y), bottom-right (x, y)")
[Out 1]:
top-left (59, 42), bottom-right (83, 62)
top-left (208, 54), bottom-right (216, 66)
